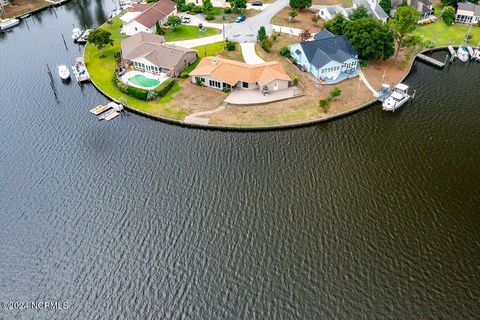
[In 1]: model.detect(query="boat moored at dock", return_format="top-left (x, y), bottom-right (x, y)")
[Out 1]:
top-left (0, 18), bottom-right (20, 31)
top-left (382, 83), bottom-right (412, 112)
top-left (72, 57), bottom-right (90, 83)
top-left (457, 47), bottom-right (469, 62)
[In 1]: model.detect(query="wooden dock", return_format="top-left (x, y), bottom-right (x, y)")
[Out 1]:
top-left (448, 46), bottom-right (457, 59)
top-left (416, 53), bottom-right (445, 68)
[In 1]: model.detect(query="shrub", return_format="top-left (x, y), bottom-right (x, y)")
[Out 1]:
top-left (226, 41), bottom-right (236, 51)
top-left (423, 39), bottom-right (437, 48)
top-left (257, 26), bottom-right (267, 42)
top-left (192, 5), bottom-right (203, 14)
top-left (112, 76), bottom-right (128, 94)
top-left (312, 15), bottom-right (320, 24)
top-left (222, 87), bottom-right (231, 93)
top-left (271, 34), bottom-right (277, 41)
top-left (319, 98), bottom-right (331, 113)
top-left (279, 47), bottom-right (291, 57)
top-left (224, 7), bottom-right (232, 14)
top-left (114, 52), bottom-right (121, 63)
top-left (147, 78), bottom-right (175, 100)
top-left (292, 75), bottom-right (300, 85)
top-left (441, 6), bottom-right (455, 26)
top-left (330, 87), bottom-right (341, 100)
top-left (186, 3), bottom-right (194, 12)
top-left (205, 14), bottom-right (214, 20)
top-left (261, 39), bottom-right (271, 52)
top-left (359, 60), bottom-right (368, 68)
top-left (195, 77), bottom-right (203, 86)
top-left (127, 85), bottom-right (149, 100)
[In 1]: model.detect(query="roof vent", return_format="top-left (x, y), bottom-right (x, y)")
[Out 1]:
top-left (212, 59), bottom-right (217, 65)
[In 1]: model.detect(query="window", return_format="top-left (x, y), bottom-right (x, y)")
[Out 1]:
top-left (242, 82), bottom-right (248, 88)
top-left (209, 80), bottom-right (221, 88)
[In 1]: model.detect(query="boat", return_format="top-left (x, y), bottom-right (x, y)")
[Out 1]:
top-left (457, 46), bottom-right (469, 62)
top-left (71, 57), bottom-right (90, 82)
top-left (0, 18), bottom-right (20, 31)
top-left (19, 13), bottom-right (31, 19)
top-left (71, 27), bottom-right (82, 40)
top-left (474, 48), bottom-right (480, 61)
top-left (75, 29), bottom-right (91, 44)
top-left (382, 83), bottom-right (411, 112)
top-left (58, 65), bottom-right (70, 80)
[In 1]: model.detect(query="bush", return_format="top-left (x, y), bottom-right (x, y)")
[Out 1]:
top-left (147, 78), bottom-right (174, 100)
top-left (359, 60), bottom-right (368, 68)
top-left (423, 39), bottom-right (437, 48)
top-left (271, 34), bottom-right (277, 41)
top-left (224, 7), bottom-right (232, 14)
top-left (226, 41), bottom-right (236, 51)
top-left (114, 52), bottom-right (121, 63)
top-left (257, 26), bottom-right (267, 42)
top-left (127, 85), bottom-right (149, 100)
top-left (195, 77), bottom-right (203, 86)
top-left (192, 5), bottom-right (203, 14)
top-left (319, 98), bottom-right (331, 113)
top-left (279, 47), bottom-right (291, 57)
top-left (292, 75), bottom-right (300, 85)
top-left (205, 14), bottom-right (214, 20)
top-left (312, 15), bottom-right (320, 24)
top-left (113, 76), bottom-right (128, 94)
top-left (186, 3), bottom-right (194, 12)
top-left (441, 6), bottom-right (455, 26)
top-left (329, 87), bottom-right (341, 100)
top-left (261, 39), bottom-right (272, 52)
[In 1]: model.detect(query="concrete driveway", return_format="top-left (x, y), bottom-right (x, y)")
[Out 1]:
top-left (225, 0), bottom-right (289, 43)
top-left (240, 43), bottom-right (265, 64)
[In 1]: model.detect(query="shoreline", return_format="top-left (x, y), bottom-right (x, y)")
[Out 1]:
top-left (2, 0), bottom-right (70, 19)
top-left (87, 38), bottom-right (451, 131)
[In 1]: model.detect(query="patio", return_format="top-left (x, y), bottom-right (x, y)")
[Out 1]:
top-left (224, 87), bottom-right (302, 105)
top-left (319, 69), bottom-right (359, 85)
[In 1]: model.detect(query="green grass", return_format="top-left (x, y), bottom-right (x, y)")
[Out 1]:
top-left (163, 25), bottom-right (220, 41)
top-left (193, 41), bottom-right (244, 61)
top-left (84, 18), bottom-right (189, 120)
top-left (415, 21), bottom-right (480, 46)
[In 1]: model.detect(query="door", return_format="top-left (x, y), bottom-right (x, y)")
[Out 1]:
top-left (274, 82), bottom-right (278, 91)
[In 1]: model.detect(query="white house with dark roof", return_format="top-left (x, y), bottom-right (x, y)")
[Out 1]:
top-left (289, 30), bottom-right (359, 84)
top-left (120, 0), bottom-right (177, 36)
top-left (392, 0), bottom-right (433, 20)
top-left (318, 0), bottom-right (387, 23)
top-left (455, 2), bottom-right (480, 24)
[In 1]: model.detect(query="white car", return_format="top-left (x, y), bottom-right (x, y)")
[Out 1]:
top-left (181, 16), bottom-right (191, 23)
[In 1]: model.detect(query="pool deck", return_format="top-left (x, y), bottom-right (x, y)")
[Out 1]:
top-left (121, 70), bottom-right (169, 91)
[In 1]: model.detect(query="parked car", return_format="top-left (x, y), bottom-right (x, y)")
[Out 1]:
top-left (181, 16), bottom-right (191, 23)
top-left (235, 15), bottom-right (246, 23)
top-left (251, 1), bottom-right (263, 6)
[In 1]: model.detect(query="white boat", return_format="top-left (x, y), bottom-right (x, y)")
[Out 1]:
top-left (58, 65), bottom-right (70, 80)
top-left (474, 48), bottom-right (480, 61)
top-left (0, 18), bottom-right (20, 31)
top-left (108, 102), bottom-right (124, 112)
top-left (71, 27), bottom-right (82, 40)
top-left (71, 57), bottom-right (90, 82)
top-left (457, 46), bottom-right (469, 62)
top-left (382, 83), bottom-right (411, 112)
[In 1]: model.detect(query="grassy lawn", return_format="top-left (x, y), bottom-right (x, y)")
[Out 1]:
top-left (193, 41), bottom-right (244, 61)
top-left (312, 0), bottom-right (352, 6)
top-left (164, 25), bottom-right (220, 42)
top-left (209, 8), bottom-right (260, 23)
top-left (84, 18), bottom-right (223, 120)
top-left (415, 21), bottom-right (480, 46)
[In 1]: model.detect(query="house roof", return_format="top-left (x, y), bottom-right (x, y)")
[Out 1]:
top-left (131, 0), bottom-right (176, 28)
top-left (189, 57), bottom-right (291, 86)
top-left (314, 29), bottom-right (335, 40)
top-left (353, 0), bottom-right (388, 20)
top-left (298, 35), bottom-right (357, 69)
top-left (121, 32), bottom-right (196, 70)
top-left (129, 3), bottom-right (151, 12)
top-left (458, 2), bottom-right (480, 16)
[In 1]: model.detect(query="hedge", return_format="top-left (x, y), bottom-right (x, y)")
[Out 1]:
top-left (127, 85), bottom-right (149, 100)
top-left (147, 78), bottom-right (174, 100)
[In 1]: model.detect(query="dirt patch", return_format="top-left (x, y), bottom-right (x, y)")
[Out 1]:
top-left (312, 0), bottom-right (353, 6)
top-left (1, 0), bottom-right (50, 18)
top-left (272, 7), bottom-right (324, 33)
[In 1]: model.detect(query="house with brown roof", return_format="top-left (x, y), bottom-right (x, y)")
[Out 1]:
top-left (189, 57), bottom-right (291, 94)
top-left (121, 32), bottom-right (197, 76)
top-left (120, 0), bottom-right (177, 36)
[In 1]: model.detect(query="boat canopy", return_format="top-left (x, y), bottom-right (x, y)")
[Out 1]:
top-left (391, 92), bottom-right (405, 100)
top-left (395, 83), bottom-right (409, 91)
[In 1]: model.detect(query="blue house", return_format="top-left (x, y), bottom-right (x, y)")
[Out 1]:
top-left (289, 30), bottom-right (359, 84)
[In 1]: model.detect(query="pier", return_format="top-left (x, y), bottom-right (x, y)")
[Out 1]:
top-left (416, 53), bottom-right (446, 68)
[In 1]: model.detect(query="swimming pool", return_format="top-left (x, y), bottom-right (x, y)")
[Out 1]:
top-left (127, 74), bottom-right (160, 89)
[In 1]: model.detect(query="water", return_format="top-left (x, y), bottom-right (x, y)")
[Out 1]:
top-left (1, 2), bottom-right (479, 319)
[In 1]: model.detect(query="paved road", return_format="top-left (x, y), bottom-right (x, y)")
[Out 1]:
top-left (225, 0), bottom-right (289, 43)
top-left (240, 43), bottom-right (265, 64)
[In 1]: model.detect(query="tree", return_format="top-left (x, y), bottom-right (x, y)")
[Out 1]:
top-left (87, 29), bottom-right (113, 58)
top-left (155, 21), bottom-right (163, 35)
top-left (231, 0), bottom-right (246, 12)
top-left (257, 26), bottom-right (267, 42)
top-left (379, 0), bottom-right (391, 15)
top-left (176, 0), bottom-right (187, 12)
top-left (289, 9), bottom-right (298, 22)
top-left (319, 99), bottom-right (331, 113)
top-left (324, 13), bottom-right (347, 35)
top-left (441, 6), bottom-right (456, 26)
top-left (389, 5), bottom-right (420, 63)
top-left (167, 15), bottom-right (182, 29)
top-left (299, 29), bottom-right (312, 41)
top-left (348, 5), bottom-right (370, 21)
top-left (344, 18), bottom-right (394, 60)
top-left (289, 0), bottom-right (312, 10)
top-left (202, 0), bottom-right (213, 13)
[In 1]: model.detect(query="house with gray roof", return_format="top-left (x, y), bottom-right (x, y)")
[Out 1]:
top-left (455, 2), bottom-right (480, 24)
top-left (352, 0), bottom-right (389, 23)
top-left (318, 5), bottom-right (352, 21)
top-left (289, 30), bottom-right (359, 84)
top-left (392, 0), bottom-right (433, 20)
top-left (121, 32), bottom-right (197, 77)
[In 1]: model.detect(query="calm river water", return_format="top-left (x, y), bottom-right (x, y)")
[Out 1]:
top-left (0, 1), bottom-right (479, 319)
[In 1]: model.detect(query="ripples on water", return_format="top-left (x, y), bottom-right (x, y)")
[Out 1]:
top-left (0, 3), bottom-right (479, 319)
